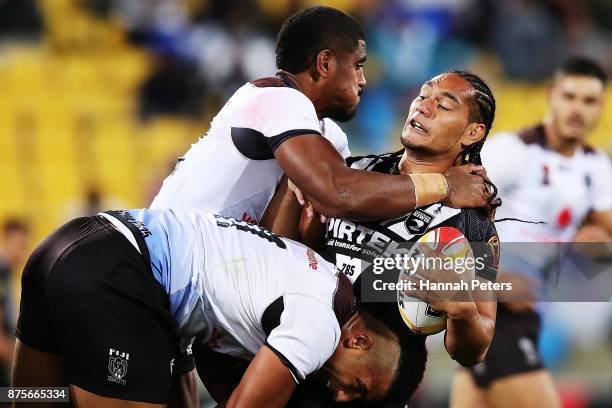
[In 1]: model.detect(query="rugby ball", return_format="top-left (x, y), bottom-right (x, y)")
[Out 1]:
top-left (397, 226), bottom-right (474, 335)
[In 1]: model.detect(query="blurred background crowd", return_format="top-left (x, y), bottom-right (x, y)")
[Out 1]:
top-left (0, 0), bottom-right (610, 407)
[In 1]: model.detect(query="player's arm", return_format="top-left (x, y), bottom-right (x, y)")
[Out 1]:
top-left (441, 299), bottom-right (496, 367)
top-left (425, 224), bottom-right (499, 366)
top-left (275, 135), bottom-right (490, 221)
top-left (261, 176), bottom-right (327, 250)
top-left (440, 226), bottom-right (501, 366)
top-left (168, 370), bottom-right (199, 408)
top-left (586, 209), bottom-right (612, 238)
top-left (260, 176), bottom-right (303, 241)
top-left (225, 345), bottom-right (297, 408)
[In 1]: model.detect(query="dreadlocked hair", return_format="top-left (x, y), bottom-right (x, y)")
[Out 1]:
top-left (447, 70), bottom-right (501, 208)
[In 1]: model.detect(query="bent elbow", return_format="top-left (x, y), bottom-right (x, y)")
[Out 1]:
top-left (454, 351), bottom-right (486, 368)
top-left (448, 342), bottom-right (489, 367)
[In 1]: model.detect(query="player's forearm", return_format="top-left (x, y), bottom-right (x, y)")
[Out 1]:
top-left (444, 303), bottom-right (494, 366)
top-left (226, 346), bottom-right (296, 408)
top-left (167, 370), bottom-right (200, 408)
top-left (260, 177), bottom-right (303, 240)
top-left (305, 167), bottom-right (418, 221)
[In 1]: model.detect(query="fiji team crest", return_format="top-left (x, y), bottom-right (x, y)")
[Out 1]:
top-left (107, 348), bottom-right (129, 385)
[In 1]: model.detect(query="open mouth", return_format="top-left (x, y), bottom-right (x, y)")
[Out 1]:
top-left (409, 118), bottom-right (428, 133)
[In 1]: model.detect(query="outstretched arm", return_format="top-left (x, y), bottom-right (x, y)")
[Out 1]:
top-left (275, 135), bottom-right (490, 221)
top-left (225, 345), bottom-right (297, 408)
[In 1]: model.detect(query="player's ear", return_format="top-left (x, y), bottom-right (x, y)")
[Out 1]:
top-left (343, 333), bottom-right (373, 351)
top-left (462, 123), bottom-right (486, 146)
top-left (316, 49), bottom-right (334, 79)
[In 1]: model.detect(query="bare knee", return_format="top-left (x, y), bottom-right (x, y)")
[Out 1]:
top-left (486, 370), bottom-right (560, 408)
top-left (450, 369), bottom-right (489, 408)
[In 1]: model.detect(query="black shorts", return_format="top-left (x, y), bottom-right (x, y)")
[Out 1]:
top-left (468, 305), bottom-right (544, 387)
top-left (16, 215), bottom-right (193, 403)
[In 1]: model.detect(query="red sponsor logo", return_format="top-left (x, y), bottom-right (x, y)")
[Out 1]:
top-left (241, 212), bottom-right (257, 225)
top-left (306, 248), bottom-right (318, 270)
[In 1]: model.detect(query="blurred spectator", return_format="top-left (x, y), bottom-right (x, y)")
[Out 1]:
top-left (138, 54), bottom-right (204, 121)
top-left (0, 219), bottom-right (30, 386)
top-left (63, 187), bottom-right (125, 220)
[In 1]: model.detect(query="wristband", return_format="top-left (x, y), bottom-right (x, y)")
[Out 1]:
top-left (409, 173), bottom-right (449, 207)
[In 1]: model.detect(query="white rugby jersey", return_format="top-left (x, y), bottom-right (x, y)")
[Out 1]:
top-left (150, 76), bottom-right (351, 224)
top-left (101, 209), bottom-right (356, 383)
top-left (482, 125), bottom-right (612, 243)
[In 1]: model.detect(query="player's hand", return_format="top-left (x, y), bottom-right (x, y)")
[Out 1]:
top-left (443, 165), bottom-right (491, 209)
top-left (287, 178), bottom-right (327, 223)
top-left (398, 244), bottom-right (475, 312)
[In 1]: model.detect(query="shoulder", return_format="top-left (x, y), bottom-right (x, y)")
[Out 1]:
top-left (346, 150), bottom-right (402, 172)
top-left (583, 145), bottom-right (611, 163)
top-left (247, 80), bottom-right (315, 107)
top-left (483, 131), bottom-right (527, 155)
top-left (320, 119), bottom-right (346, 137)
top-left (321, 119), bottom-right (351, 158)
top-left (455, 208), bottom-right (497, 242)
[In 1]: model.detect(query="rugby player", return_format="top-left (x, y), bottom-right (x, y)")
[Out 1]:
top-left (13, 210), bottom-right (426, 407)
top-left (450, 57), bottom-right (611, 408)
top-left (273, 70), bottom-right (501, 361)
top-left (150, 6), bottom-right (493, 224)
top-left (200, 71), bottom-right (501, 407)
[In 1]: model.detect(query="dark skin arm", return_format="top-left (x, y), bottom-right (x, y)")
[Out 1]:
top-left (260, 176), bottom-right (326, 250)
top-left (275, 135), bottom-right (490, 221)
top-left (168, 370), bottom-right (200, 408)
top-left (441, 299), bottom-right (496, 367)
top-left (260, 176), bottom-right (304, 242)
top-left (588, 209), bottom-right (612, 235)
top-left (225, 345), bottom-right (297, 408)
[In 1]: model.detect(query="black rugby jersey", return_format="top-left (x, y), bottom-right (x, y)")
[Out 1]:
top-left (320, 151), bottom-right (500, 296)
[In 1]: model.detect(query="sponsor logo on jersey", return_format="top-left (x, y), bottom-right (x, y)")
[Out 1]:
top-left (487, 236), bottom-right (500, 269)
top-left (241, 212), bottom-right (258, 225)
top-left (404, 209), bottom-right (434, 235)
top-left (306, 248), bottom-right (318, 270)
top-left (107, 348), bottom-right (129, 385)
top-left (113, 210), bottom-right (152, 238)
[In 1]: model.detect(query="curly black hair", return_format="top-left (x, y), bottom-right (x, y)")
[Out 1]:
top-left (275, 6), bottom-right (364, 74)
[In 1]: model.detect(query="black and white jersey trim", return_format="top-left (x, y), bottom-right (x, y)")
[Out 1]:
top-left (264, 341), bottom-right (301, 384)
top-left (231, 127), bottom-right (321, 160)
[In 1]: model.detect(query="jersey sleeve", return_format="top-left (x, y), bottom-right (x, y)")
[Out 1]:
top-left (321, 119), bottom-right (351, 159)
top-left (590, 151), bottom-right (612, 211)
top-left (460, 209), bottom-right (500, 283)
top-left (481, 132), bottom-right (528, 193)
top-left (251, 88), bottom-right (322, 152)
top-left (265, 294), bottom-right (341, 383)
